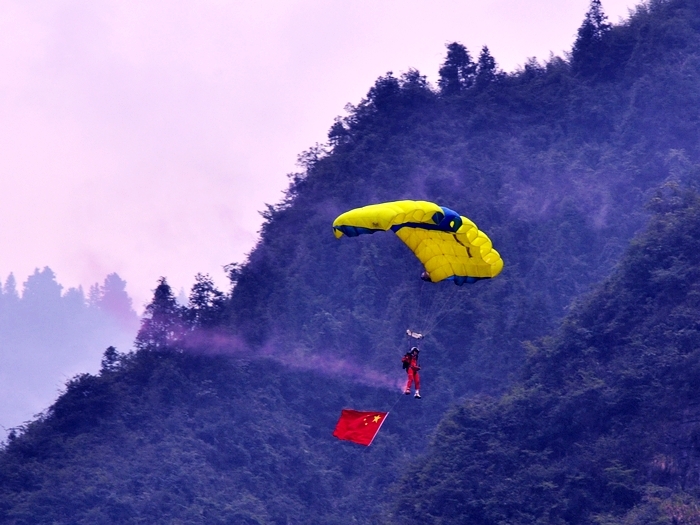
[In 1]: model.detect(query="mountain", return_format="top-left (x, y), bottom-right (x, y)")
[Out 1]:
top-left (4, 0), bottom-right (700, 523)
top-left (390, 187), bottom-right (700, 525)
top-left (0, 350), bottom-right (418, 524)
top-left (227, 0), bottom-right (700, 402)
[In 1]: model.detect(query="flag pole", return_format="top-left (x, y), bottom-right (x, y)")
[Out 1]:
top-left (367, 412), bottom-right (389, 447)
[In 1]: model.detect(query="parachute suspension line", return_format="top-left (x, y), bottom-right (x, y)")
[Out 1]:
top-left (402, 279), bottom-right (424, 403)
top-left (366, 247), bottom-right (389, 299)
top-left (412, 279), bottom-right (425, 342)
top-left (361, 389), bottom-right (406, 456)
top-left (434, 287), bottom-right (464, 335)
top-left (415, 278), bottom-right (440, 339)
top-left (389, 388), bottom-right (405, 412)
top-left (415, 284), bottom-right (462, 339)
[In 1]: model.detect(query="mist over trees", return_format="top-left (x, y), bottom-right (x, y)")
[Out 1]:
top-left (0, 268), bottom-right (139, 435)
top-left (4, 0), bottom-right (700, 523)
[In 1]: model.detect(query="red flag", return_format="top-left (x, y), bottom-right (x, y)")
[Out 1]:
top-left (332, 409), bottom-right (388, 446)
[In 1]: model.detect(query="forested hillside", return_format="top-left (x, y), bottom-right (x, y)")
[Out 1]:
top-left (0, 349), bottom-right (416, 524)
top-left (4, 0), bottom-right (700, 523)
top-left (227, 0), bottom-right (700, 402)
top-left (391, 187), bottom-right (700, 525)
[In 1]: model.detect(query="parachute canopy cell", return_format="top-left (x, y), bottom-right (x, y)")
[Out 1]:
top-left (332, 200), bottom-right (503, 284)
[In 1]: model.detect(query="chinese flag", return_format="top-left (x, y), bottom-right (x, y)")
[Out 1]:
top-left (332, 409), bottom-right (388, 446)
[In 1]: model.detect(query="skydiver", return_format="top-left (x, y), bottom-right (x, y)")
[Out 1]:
top-left (402, 347), bottom-right (421, 399)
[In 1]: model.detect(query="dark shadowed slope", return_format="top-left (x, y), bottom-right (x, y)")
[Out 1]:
top-left (0, 348), bottom-right (426, 524)
top-left (391, 187), bottom-right (700, 524)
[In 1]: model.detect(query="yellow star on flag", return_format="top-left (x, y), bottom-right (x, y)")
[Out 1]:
top-left (373, 415), bottom-right (382, 423)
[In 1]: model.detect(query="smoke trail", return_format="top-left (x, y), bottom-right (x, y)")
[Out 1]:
top-left (178, 328), bottom-right (404, 391)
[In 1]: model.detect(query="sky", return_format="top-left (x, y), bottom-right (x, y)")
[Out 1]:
top-left (0, 0), bottom-right (639, 311)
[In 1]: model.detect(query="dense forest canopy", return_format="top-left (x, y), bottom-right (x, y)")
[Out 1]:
top-left (228, 0), bottom-right (700, 399)
top-left (4, 0), bottom-right (700, 523)
top-left (392, 186), bottom-right (700, 524)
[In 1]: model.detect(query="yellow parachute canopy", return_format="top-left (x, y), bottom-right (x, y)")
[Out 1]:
top-left (332, 200), bottom-right (503, 284)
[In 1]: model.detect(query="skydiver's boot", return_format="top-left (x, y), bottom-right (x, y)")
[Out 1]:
top-left (404, 388), bottom-right (411, 395)
top-left (414, 390), bottom-right (421, 399)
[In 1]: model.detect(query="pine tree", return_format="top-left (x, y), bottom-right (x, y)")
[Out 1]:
top-left (365, 72), bottom-right (401, 111)
top-left (88, 274), bottom-right (138, 331)
top-left (571, 0), bottom-right (611, 76)
top-left (100, 346), bottom-right (121, 372)
top-left (475, 46), bottom-right (498, 89)
top-left (328, 119), bottom-right (350, 147)
top-left (21, 267), bottom-right (63, 306)
top-left (3, 273), bottom-right (19, 302)
top-left (186, 273), bottom-right (225, 329)
top-left (438, 42), bottom-right (476, 95)
top-left (99, 273), bottom-right (138, 328)
top-left (135, 277), bottom-right (184, 350)
top-left (62, 286), bottom-right (86, 314)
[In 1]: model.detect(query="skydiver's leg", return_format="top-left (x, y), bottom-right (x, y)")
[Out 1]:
top-left (405, 370), bottom-right (414, 394)
top-left (414, 372), bottom-right (421, 398)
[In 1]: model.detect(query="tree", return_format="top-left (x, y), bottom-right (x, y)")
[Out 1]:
top-left (225, 262), bottom-right (242, 289)
top-left (438, 42), bottom-right (476, 95)
top-left (328, 118), bottom-right (351, 147)
top-left (185, 273), bottom-right (225, 329)
top-left (365, 72), bottom-right (401, 111)
top-left (3, 273), bottom-right (19, 301)
top-left (475, 46), bottom-right (498, 89)
top-left (95, 273), bottom-right (138, 329)
top-left (571, 0), bottom-right (611, 76)
top-left (21, 267), bottom-right (62, 306)
top-left (62, 286), bottom-right (86, 315)
top-left (1, 274), bottom-right (19, 320)
top-left (100, 346), bottom-right (121, 372)
top-left (88, 273), bottom-right (139, 332)
top-left (135, 277), bottom-right (183, 351)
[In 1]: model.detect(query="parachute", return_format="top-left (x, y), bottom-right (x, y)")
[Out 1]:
top-left (332, 200), bottom-right (503, 284)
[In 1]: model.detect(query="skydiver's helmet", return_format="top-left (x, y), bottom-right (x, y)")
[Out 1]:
top-left (410, 347), bottom-right (420, 354)
top-left (420, 271), bottom-right (431, 282)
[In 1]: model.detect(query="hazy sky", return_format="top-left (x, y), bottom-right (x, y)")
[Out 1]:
top-left (0, 0), bottom-right (638, 310)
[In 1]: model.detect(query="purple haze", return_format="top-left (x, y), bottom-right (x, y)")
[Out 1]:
top-left (180, 328), bottom-right (404, 392)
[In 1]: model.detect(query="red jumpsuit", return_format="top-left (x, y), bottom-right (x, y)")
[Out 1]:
top-left (403, 354), bottom-right (420, 392)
